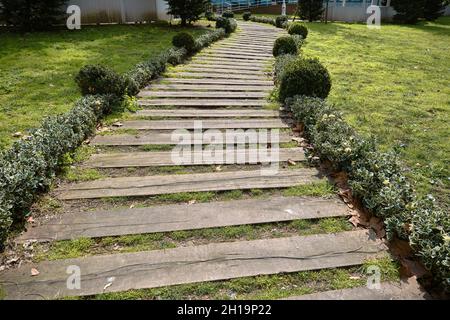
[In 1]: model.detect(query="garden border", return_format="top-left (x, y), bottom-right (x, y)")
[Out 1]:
top-left (0, 22), bottom-right (236, 246)
top-left (269, 26), bottom-right (449, 292)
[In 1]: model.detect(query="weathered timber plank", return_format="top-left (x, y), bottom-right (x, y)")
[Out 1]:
top-left (118, 119), bottom-right (289, 130)
top-left (206, 50), bottom-right (272, 57)
top-left (91, 132), bottom-right (292, 146)
top-left (138, 91), bottom-right (267, 99)
top-left (190, 59), bottom-right (266, 67)
top-left (176, 68), bottom-right (265, 75)
top-left (205, 50), bottom-right (273, 58)
top-left (85, 148), bottom-right (304, 168)
top-left (185, 64), bottom-right (266, 72)
top-left (283, 281), bottom-right (430, 300)
top-left (1, 230), bottom-right (386, 299)
top-left (132, 109), bottom-right (279, 118)
top-left (18, 196), bottom-right (348, 242)
top-left (159, 78), bottom-right (273, 86)
top-left (164, 72), bottom-right (268, 80)
top-left (138, 99), bottom-right (269, 107)
top-left (145, 84), bottom-right (273, 91)
top-left (198, 54), bottom-right (270, 61)
top-left (56, 168), bottom-right (324, 200)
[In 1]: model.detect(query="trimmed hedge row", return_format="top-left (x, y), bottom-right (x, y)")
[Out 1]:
top-left (0, 27), bottom-right (231, 246)
top-left (286, 96), bottom-right (449, 291)
top-left (267, 18), bottom-right (449, 291)
top-left (0, 95), bottom-right (113, 244)
top-left (249, 15), bottom-right (292, 30)
top-left (249, 16), bottom-right (276, 26)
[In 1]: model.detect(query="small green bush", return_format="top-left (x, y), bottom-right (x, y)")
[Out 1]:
top-left (274, 54), bottom-right (297, 85)
top-left (278, 58), bottom-right (331, 101)
top-left (288, 22), bottom-right (309, 39)
top-left (75, 65), bottom-right (129, 97)
top-left (275, 15), bottom-right (288, 28)
top-left (222, 11), bottom-right (234, 18)
top-left (273, 36), bottom-right (298, 57)
top-left (205, 11), bottom-right (216, 21)
top-left (242, 11), bottom-right (251, 21)
top-left (215, 17), bottom-right (237, 34)
top-left (172, 32), bottom-right (196, 53)
top-left (286, 95), bottom-right (450, 292)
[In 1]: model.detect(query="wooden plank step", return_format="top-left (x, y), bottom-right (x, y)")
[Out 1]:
top-left (213, 47), bottom-right (272, 54)
top-left (283, 281), bottom-right (429, 300)
top-left (18, 196), bottom-right (347, 242)
top-left (91, 132), bottom-right (292, 146)
top-left (138, 99), bottom-right (269, 107)
top-left (186, 64), bottom-right (266, 71)
top-left (229, 41), bottom-right (277, 46)
top-left (198, 54), bottom-right (270, 61)
top-left (177, 68), bottom-right (265, 75)
top-left (145, 84), bottom-right (273, 91)
top-left (138, 91), bottom-right (267, 99)
top-left (119, 119), bottom-right (289, 130)
top-left (164, 72), bottom-right (268, 80)
top-left (132, 109), bottom-right (279, 118)
top-left (160, 78), bottom-right (273, 86)
top-left (205, 50), bottom-right (272, 58)
top-left (56, 168), bottom-right (324, 200)
top-left (190, 59), bottom-right (266, 67)
top-left (0, 230), bottom-right (386, 299)
top-left (207, 48), bottom-right (272, 55)
top-left (218, 44), bottom-right (273, 49)
top-left (85, 148), bottom-right (304, 168)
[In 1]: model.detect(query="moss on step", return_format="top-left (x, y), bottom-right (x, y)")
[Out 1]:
top-left (64, 168), bottom-right (105, 182)
top-left (76, 257), bottom-right (400, 300)
top-left (34, 217), bottom-right (352, 262)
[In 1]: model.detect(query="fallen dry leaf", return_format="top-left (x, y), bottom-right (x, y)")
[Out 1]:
top-left (31, 268), bottom-right (40, 276)
top-left (12, 131), bottom-right (23, 138)
top-left (287, 159), bottom-right (296, 166)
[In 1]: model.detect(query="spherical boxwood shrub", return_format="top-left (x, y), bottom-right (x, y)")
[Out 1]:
top-left (215, 17), bottom-right (237, 34)
top-left (278, 58), bottom-right (331, 102)
top-left (222, 11), bottom-right (234, 18)
top-left (205, 11), bottom-right (215, 21)
top-left (273, 36), bottom-right (298, 57)
top-left (275, 15), bottom-right (288, 28)
top-left (242, 11), bottom-right (251, 21)
top-left (172, 32), bottom-right (196, 53)
top-left (75, 65), bottom-right (128, 97)
top-left (288, 22), bottom-right (308, 39)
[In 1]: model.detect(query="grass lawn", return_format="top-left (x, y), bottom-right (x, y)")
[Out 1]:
top-left (301, 17), bottom-right (450, 209)
top-left (0, 23), bottom-right (209, 150)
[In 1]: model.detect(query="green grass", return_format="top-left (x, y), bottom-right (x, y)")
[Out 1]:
top-left (0, 23), bottom-right (209, 150)
top-left (303, 18), bottom-right (450, 208)
top-left (76, 257), bottom-right (399, 300)
top-left (35, 217), bottom-right (352, 261)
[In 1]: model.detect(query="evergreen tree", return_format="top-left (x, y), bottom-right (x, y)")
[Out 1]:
top-left (391, 0), bottom-right (426, 24)
top-left (296, 0), bottom-right (324, 22)
top-left (0, 0), bottom-right (67, 31)
top-left (167, 0), bottom-right (209, 26)
top-left (423, 0), bottom-right (446, 21)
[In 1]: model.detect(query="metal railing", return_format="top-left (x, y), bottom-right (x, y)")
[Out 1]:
top-left (213, 0), bottom-right (297, 14)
